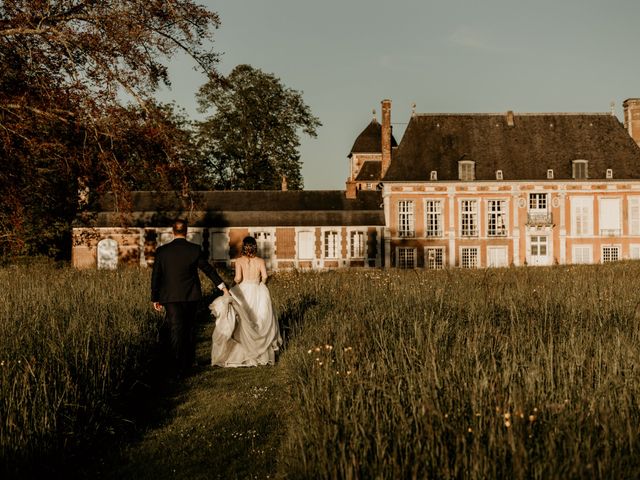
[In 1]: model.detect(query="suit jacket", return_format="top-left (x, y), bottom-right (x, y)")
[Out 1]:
top-left (151, 238), bottom-right (225, 303)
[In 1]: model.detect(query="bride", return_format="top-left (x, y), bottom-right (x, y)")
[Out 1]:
top-left (210, 236), bottom-right (282, 367)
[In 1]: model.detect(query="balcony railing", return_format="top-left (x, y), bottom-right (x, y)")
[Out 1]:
top-left (460, 229), bottom-right (479, 237)
top-left (600, 228), bottom-right (622, 237)
top-left (527, 211), bottom-right (553, 226)
top-left (425, 230), bottom-right (444, 238)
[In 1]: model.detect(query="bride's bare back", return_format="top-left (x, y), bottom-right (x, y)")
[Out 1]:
top-left (234, 255), bottom-right (268, 284)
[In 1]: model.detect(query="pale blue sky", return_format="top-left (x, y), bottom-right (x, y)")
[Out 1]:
top-left (158, 0), bottom-right (640, 190)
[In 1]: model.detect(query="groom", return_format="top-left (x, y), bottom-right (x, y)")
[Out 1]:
top-left (151, 218), bottom-right (229, 377)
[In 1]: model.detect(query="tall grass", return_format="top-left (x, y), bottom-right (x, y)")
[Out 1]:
top-left (0, 261), bottom-right (159, 468)
top-left (270, 265), bottom-right (640, 479)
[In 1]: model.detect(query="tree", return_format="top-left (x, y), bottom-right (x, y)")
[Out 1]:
top-left (196, 64), bottom-right (321, 190)
top-left (0, 1), bottom-right (221, 258)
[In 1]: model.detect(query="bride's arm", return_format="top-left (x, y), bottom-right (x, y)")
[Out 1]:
top-left (259, 258), bottom-right (268, 284)
top-left (233, 258), bottom-right (243, 285)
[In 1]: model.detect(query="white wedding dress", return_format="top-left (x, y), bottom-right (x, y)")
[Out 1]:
top-left (210, 256), bottom-right (282, 367)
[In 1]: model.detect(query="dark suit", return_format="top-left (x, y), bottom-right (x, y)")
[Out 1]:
top-left (151, 237), bottom-right (225, 375)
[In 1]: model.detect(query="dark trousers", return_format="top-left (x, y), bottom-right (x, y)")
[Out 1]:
top-left (164, 302), bottom-right (198, 375)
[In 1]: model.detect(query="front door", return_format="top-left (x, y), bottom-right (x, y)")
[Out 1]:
top-left (529, 235), bottom-right (550, 266)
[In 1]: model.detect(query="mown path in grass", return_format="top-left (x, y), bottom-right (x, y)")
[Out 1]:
top-left (70, 318), bottom-right (289, 480)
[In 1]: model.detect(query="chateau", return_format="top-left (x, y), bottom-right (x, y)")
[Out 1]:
top-left (72, 98), bottom-right (640, 270)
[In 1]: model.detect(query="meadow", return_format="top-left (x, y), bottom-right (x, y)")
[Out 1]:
top-left (2, 261), bottom-right (640, 479)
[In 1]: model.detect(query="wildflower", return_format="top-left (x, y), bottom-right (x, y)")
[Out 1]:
top-left (529, 415), bottom-right (536, 422)
top-left (315, 357), bottom-right (321, 362)
top-left (325, 344), bottom-right (333, 351)
top-left (505, 420), bottom-right (511, 428)
top-left (468, 427), bottom-right (473, 433)
top-left (346, 370), bottom-right (352, 375)
top-left (318, 362), bottom-right (323, 366)
top-left (314, 347), bottom-right (321, 352)
top-left (307, 349), bottom-right (312, 354)
top-left (504, 412), bottom-right (511, 420)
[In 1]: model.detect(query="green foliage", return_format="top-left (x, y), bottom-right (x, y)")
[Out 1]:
top-left (196, 64), bottom-right (321, 190)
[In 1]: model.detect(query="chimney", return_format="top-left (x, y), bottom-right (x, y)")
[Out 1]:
top-left (281, 175), bottom-right (288, 191)
top-left (381, 99), bottom-right (392, 177)
top-left (506, 110), bottom-right (515, 127)
top-left (345, 180), bottom-right (357, 199)
top-left (623, 98), bottom-right (640, 147)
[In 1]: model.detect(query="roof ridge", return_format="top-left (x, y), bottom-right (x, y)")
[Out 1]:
top-left (414, 112), bottom-right (612, 117)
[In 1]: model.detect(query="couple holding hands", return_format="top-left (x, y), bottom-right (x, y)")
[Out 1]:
top-left (151, 219), bottom-right (282, 377)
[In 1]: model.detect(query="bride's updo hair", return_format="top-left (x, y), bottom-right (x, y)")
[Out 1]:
top-left (242, 236), bottom-right (258, 258)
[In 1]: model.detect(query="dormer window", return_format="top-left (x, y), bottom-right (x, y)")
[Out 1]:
top-left (458, 160), bottom-right (475, 181)
top-left (547, 169), bottom-right (554, 179)
top-left (572, 160), bottom-right (588, 179)
top-left (495, 170), bottom-right (503, 180)
top-left (606, 168), bottom-right (613, 179)
top-left (430, 170), bottom-right (438, 181)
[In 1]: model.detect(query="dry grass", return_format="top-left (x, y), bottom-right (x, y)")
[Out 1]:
top-left (3, 261), bottom-right (640, 479)
top-left (271, 265), bottom-right (640, 479)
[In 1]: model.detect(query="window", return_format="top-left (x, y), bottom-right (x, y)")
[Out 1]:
top-left (97, 238), bottom-right (118, 270)
top-left (253, 231), bottom-right (274, 259)
top-left (458, 161), bottom-right (475, 181)
top-left (425, 247), bottom-right (444, 269)
top-left (571, 197), bottom-right (593, 236)
top-left (398, 200), bottom-right (415, 237)
top-left (599, 198), bottom-right (621, 236)
top-left (366, 183), bottom-right (373, 190)
top-left (323, 230), bottom-right (340, 258)
top-left (487, 246), bottom-right (508, 267)
top-left (572, 245), bottom-right (592, 264)
top-left (210, 232), bottom-right (228, 260)
top-left (606, 169), bottom-right (613, 179)
top-left (397, 247), bottom-right (416, 268)
top-left (572, 160), bottom-right (588, 179)
top-left (460, 200), bottom-right (478, 237)
top-left (487, 200), bottom-right (507, 236)
top-left (547, 169), bottom-right (554, 179)
top-left (297, 231), bottom-right (315, 259)
top-left (530, 236), bottom-right (548, 256)
top-left (430, 170), bottom-right (438, 181)
top-left (529, 193), bottom-right (548, 211)
top-left (187, 231), bottom-right (203, 245)
top-left (496, 170), bottom-right (503, 180)
top-left (602, 246), bottom-right (620, 263)
top-left (425, 200), bottom-right (443, 237)
top-left (630, 197), bottom-right (640, 236)
top-left (630, 245), bottom-right (640, 260)
top-left (461, 247), bottom-right (479, 268)
top-left (349, 230), bottom-right (366, 258)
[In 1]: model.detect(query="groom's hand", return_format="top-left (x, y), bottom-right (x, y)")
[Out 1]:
top-left (222, 287), bottom-right (230, 296)
top-left (152, 302), bottom-right (164, 312)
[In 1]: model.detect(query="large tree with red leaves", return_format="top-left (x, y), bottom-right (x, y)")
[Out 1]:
top-left (0, 1), bottom-right (221, 258)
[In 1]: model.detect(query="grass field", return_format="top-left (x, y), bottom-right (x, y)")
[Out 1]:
top-left (2, 261), bottom-right (640, 479)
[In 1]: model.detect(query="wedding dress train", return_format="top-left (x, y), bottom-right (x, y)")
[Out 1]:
top-left (210, 256), bottom-right (282, 367)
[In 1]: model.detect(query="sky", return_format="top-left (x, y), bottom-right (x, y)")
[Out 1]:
top-left (157, 0), bottom-right (640, 190)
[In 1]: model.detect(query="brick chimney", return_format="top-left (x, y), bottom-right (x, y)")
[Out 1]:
top-left (345, 180), bottom-right (357, 199)
top-left (281, 175), bottom-right (288, 191)
top-left (381, 99), bottom-right (392, 178)
top-left (623, 99), bottom-right (640, 147)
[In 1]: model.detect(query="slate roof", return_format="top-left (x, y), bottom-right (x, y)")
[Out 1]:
top-left (383, 113), bottom-right (640, 181)
top-left (354, 161), bottom-right (382, 181)
top-left (76, 190), bottom-right (384, 228)
top-left (349, 119), bottom-right (398, 156)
